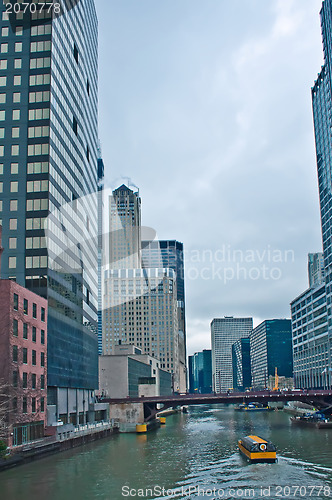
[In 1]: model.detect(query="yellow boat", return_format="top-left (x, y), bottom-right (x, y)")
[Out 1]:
top-left (238, 435), bottom-right (277, 463)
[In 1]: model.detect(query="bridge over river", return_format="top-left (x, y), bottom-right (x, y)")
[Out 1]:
top-left (101, 389), bottom-right (332, 421)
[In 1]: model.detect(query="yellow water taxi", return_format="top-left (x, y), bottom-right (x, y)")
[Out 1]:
top-left (238, 435), bottom-right (277, 463)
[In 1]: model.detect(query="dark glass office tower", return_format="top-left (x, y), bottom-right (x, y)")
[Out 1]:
top-left (250, 320), bottom-right (292, 390)
top-left (188, 350), bottom-right (212, 394)
top-left (311, 0), bottom-right (332, 387)
top-left (0, 2), bottom-right (99, 423)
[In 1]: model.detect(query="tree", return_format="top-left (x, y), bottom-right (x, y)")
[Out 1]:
top-left (0, 380), bottom-right (10, 444)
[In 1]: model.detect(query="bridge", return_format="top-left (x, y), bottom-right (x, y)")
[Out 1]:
top-left (101, 390), bottom-right (332, 422)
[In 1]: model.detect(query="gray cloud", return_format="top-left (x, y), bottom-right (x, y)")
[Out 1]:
top-left (96, 0), bottom-right (323, 355)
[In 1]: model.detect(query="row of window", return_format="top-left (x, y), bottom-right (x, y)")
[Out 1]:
top-left (0, 161), bottom-right (49, 175)
top-left (13, 396), bottom-right (45, 414)
top-left (0, 91), bottom-right (50, 112)
top-left (13, 293), bottom-right (46, 321)
top-left (12, 345), bottom-right (45, 366)
top-left (13, 318), bottom-right (45, 343)
top-left (1, 23), bottom-right (51, 38)
top-left (0, 198), bottom-right (48, 214)
top-left (0, 143), bottom-right (49, 156)
top-left (13, 370), bottom-right (45, 390)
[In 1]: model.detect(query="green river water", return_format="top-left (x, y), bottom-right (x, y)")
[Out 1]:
top-left (0, 405), bottom-right (332, 500)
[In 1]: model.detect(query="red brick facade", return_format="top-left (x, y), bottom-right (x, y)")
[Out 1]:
top-left (0, 280), bottom-right (47, 447)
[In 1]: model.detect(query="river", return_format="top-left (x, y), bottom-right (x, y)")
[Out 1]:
top-left (1, 405), bottom-right (332, 500)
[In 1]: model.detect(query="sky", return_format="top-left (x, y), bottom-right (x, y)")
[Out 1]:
top-left (95, 0), bottom-right (324, 355)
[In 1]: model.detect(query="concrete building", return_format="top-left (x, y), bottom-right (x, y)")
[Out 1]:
top-left (232, 338), bottom-right (251, 391)
top-left (103, 267), bottom-right (184, 392)
top-left (0, 1), bottom-right (100, 423)
top-left (109, 185), bottom-right (141, 270)
top-left (250, 320), bottom-right (293, 390)
top-left (142, 240), bottom-right (187, 391)
top-left (99, 344), bottom-right (172, 398)
top-left (188, 350), bottom-right (212, 394)
top-left (211, 317), bottom-right (253, 392)
top-left (0, 277), bottom-right (47, 447)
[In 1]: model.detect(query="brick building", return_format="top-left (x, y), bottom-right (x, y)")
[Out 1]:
top-left (0, 278), bottom-right (47, 447)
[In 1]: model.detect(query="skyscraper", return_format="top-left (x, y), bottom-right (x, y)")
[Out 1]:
top-left (109, 185), bottom-right (141, 269)
top-left (211, 317), bottom-right (253, 392)
top-left (103, 267), bottom-right (182, 391)
top-left (188, 350), bottom-right (212, 394)
top-left (0, 2), bottom-right (99, 422)
top-left (250, 320), bottom-right (292, 390)
top-left (104, 186), bottom-right (187, 392)
top-left (141, 240), bottom-right (187, 390)
top-left (290, 0), bottom-right (332, 389)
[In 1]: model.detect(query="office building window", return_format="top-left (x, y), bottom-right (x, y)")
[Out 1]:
top-left (13, 293), bottom-right (18, 310)
top-left (23, 323), bottom-right (28, 339)
top-left (10, 181), bottom-right (18, 193)
top-left (22, 397), bottom-right (27, 414)
top-left (32, 350), bottom-right (36, 366)
top-left (32, 326), bottom-right (36, 342)
top-left (23, 298), bottom-right (28, 315)
top-left (22, 372), bottom-right (28, 389)
top-left (13, 75), bottom-right (21, 86)
top-left (13, 345), bottom-right (18, 362)
top-left (9, 257), bottom-right (16, 269)
top-left (12, 321), bottom-right (18, 340)
top-left (10, 200), bottom-right (18, 211)
top-left (9, 219), bottom-right (17, 230)
top-left (23, 347), bottom-right (27, 364)
top-left (9, 237), bottom-right (17, 249)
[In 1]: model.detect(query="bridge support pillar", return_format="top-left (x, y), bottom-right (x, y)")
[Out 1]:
top-left (109, 403), bottom-right (145, 432)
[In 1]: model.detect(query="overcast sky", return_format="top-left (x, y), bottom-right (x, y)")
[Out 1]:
top-left (95, 0), bottom-right (324, 355)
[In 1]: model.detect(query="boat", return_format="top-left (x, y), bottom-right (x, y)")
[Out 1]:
top-left (238, 435), bottom-right (277, 463)
top-left (290, 412), bottom-right (332, 429)
top-left (234, 402), bottom-right (273, 412)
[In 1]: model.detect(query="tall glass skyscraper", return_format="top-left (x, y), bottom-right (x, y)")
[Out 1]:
top-left (211, 317), bottom-right (253, 392)
top-left (310, 0), bottom-right (332, 388)
top-left (0, 1), bottom-right (99, 422)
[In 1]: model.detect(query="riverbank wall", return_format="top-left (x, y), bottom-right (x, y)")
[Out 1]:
top-left (0, 424), bottom-right (119, 472)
